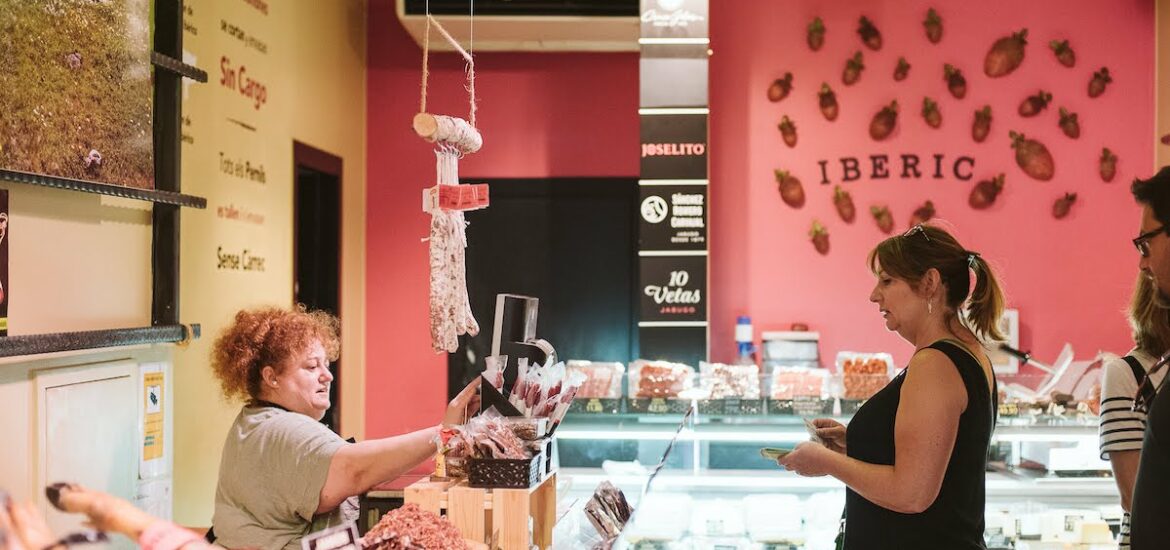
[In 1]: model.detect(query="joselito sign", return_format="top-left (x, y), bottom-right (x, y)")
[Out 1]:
top-left (641, 114), bottom-right (708, 180)
top-left (640, 256), bottom-right (706, 323)
top-left (639, 185), bottom-right (706, 250)
top-left (640, 0), bottom-right (708, 39)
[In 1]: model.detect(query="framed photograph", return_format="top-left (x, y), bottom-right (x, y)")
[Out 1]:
top-left (986, 308), bottom-right (1020, 374)
top-left (0, 0), bottom-right (155, 189)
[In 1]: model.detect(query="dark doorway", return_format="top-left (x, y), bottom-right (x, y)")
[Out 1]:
top-left (448, 178), bottom-right (639, 399)
top-left (293, 141), bottom-right (342, 431)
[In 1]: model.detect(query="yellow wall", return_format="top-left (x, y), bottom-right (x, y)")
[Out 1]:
top-left (0, 150), bottom-right (154, 501)
top-left (1160, 0), bottom-right (1170, 169)
top-left (0, 187), bottom-right (152, 334)
top-left (172, 0), bottom-right (367, 525)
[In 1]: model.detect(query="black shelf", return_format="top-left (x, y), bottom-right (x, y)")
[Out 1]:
top-left (0, 169), bottom-right (206, 209)
top-left (151, 52), bottom-right (208, 82)
top-left (0, 324), bottom-right (201, 358)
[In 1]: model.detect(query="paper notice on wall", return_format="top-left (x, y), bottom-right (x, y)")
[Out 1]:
top-left (141, 364), bottom-right (166, 477)
top-left (0, 189), bottom-right (8, 336)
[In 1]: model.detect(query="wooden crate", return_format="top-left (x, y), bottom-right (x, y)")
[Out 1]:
top-left (404, 473), bottom-right (556, 550)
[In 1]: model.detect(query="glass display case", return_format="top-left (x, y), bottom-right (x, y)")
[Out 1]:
top-left (554, 404), bottom-right (1121, 549)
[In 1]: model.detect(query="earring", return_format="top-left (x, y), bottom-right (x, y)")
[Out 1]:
top-left (928, 300), bottom-right (933, 315)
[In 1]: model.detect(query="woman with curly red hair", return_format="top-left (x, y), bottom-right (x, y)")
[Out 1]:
top-left (208, 306), bottom-right (478, 550)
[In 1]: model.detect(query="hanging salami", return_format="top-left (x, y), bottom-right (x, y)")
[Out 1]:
top-left (414, 16), bottom-right (487, 353)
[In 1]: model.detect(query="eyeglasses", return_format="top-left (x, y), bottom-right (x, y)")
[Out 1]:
top-left (1133, 225), bottom-right (1167, 257)
top-left (1132, 351), bottom-right (1170, 415)
top-left (903, 224), bottom-right (931, 241)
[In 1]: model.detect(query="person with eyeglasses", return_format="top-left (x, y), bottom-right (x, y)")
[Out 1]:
top-left (1098, 274), bottom-right (1170, 549)
top-left (1127, 166), bottom-right (1170, 549)
top-left (778, 223), bottom-right (1003, 550)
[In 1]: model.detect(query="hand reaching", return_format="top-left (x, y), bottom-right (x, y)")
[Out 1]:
top-left (444, 378), bottom-right (481, 426)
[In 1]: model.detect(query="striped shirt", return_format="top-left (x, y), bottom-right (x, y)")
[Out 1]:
top-left (1099, 348), bottom-right (1164, 548)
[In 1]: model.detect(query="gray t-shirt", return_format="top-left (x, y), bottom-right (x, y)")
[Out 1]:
top-left (212, 404), bottom-right (354, 550)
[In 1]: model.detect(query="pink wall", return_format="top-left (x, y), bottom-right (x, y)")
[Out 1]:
top-left (365, 0), bottom-right (638, 439)
top-left (709, 0), bottom-right (1156, 370)
top-left (368, 0), bottom-right (1157, 437)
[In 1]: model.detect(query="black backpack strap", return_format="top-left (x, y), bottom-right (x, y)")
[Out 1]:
top-left (1123, 355), bottom-right (1156, 404)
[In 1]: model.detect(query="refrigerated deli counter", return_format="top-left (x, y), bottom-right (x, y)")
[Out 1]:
top-left (551, 356), bottom-right (1120, 549)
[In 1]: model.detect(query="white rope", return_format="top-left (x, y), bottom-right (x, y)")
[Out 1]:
top-left (427, 16), bottom-right (473, 64)
top-left (419, 14), bottom-right (477, 128)
top-left (420, 0), bottom-right (430, 113)
top-left (468, 0), bottom-right (476, 127)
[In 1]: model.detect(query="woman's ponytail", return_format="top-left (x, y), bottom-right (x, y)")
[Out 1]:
top-left (964, 254), bottom-right (1006, 341)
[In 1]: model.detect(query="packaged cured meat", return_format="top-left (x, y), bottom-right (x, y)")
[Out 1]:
top-left (501, 416), bottom-right (548, 441)
top-left (483, 355), bottom-right (507, 390)
top-left (566, 360), bottom-right (624, 399)
top-left (629, 360), bottom-right (695, 399)
top-left (836, 352), bottom-right (895, 400)
top-left (504, 358), bottom-right (586, 428)
top-left (769, 366), bottom-right (829, 400)
top-left (584, 481), bottom-right (634, 541)
top-left (699, 362), bottom-right (762, 399)
top-left (768, 366), bottom-right (833, 416)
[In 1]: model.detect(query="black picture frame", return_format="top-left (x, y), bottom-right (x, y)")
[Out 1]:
top-left (0, 0), bottom-right (206, 357)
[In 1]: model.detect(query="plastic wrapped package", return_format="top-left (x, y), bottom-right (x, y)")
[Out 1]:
top-left (836, 352), bottom-right (896, 400)
top-left (770, 366), bottom-right (829, 399)
top-left (700, 362), bottom-right (761, 399)
top-left (769, 366), bottom-right (833, 415)
top-left (505, 358), bottom-right (587, 427)
top-left (629, 360), bottom-right (695, 399)
top-left (501, 416), bottom-right (548, 441)
top-left (567, 360), bottom-right (625, 399)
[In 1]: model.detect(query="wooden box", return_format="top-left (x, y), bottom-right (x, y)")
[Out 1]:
top-left (404, 473), bottom-right (557, 550)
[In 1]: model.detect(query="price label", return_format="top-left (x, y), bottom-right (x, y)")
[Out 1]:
top-left (302, 522), bottom-right (359, 550)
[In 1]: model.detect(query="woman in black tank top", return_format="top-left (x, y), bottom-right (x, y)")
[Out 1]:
top-left (777, 224), bottom-right (1005, 550)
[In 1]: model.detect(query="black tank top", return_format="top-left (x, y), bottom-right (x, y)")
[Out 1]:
top-left (1129, 371), bottom-right (1170, 548)
top-left (842, 340), bottom-right (997, 550)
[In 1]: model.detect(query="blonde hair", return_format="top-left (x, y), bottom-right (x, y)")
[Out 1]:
top-left (868, 224), bottom-right (1006, 341)
top-left (1129, 274), bottom-right (1170, 356)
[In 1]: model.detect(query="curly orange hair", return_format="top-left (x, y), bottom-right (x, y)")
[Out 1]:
top-left (211, 305), bottom-right (341, 402)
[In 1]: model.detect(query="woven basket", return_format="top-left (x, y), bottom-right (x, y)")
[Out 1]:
top-left (468, 454), bottom-right (543, 489)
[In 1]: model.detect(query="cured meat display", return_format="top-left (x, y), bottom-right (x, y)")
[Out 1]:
top-left (629, 360), bottom-right (695, 399)
top-left (363, 503), bottom-right (467, 550)
top-left (567, 361), bottom-right (624, 399)
top-left (838, 352), bottom-right (895, 399)
top-left (700, 362), bottom-right (762, 399)
top-left (770, 366), bottom-right (829, 400)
